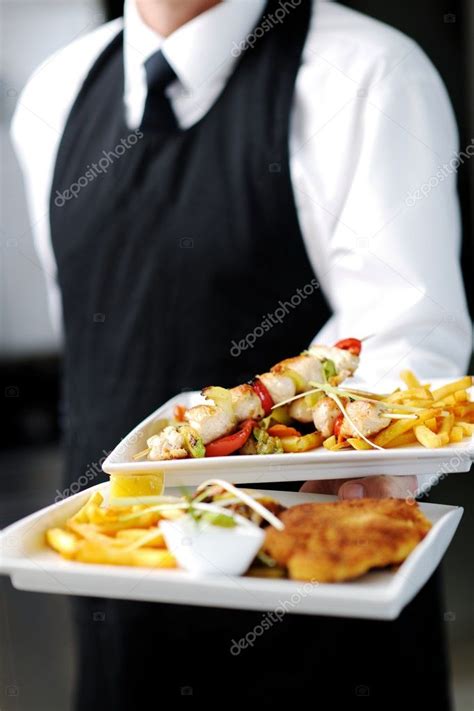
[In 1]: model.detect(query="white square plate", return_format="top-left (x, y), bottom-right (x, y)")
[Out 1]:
top-left (102, 391), bottom-right (474, 486)
top-left (0, 482), bottom-right (463, 620)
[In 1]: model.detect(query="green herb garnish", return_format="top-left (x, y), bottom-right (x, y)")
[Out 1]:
top-left (322, 359), bottom-right (336, 383)
top-left (253, 427), bottom-right (284, 455)
top-left (201, 511), bottom-right (237, 528)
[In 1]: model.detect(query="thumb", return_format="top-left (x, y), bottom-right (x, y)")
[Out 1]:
top-left (338, 475), bottom-right (418, 501)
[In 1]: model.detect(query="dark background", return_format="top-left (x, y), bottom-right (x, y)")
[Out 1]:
top-left (1, 2), bottom-right (473, 709)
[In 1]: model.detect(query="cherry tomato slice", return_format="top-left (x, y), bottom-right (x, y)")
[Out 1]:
top-left (267, 424), bottom-right (302, 438)
top-left (205, 419), bottom-right (256, 457)
top-left (251, 378), bottom-right (274, 416)
top-left (333, 338), bottom-right (362, 356)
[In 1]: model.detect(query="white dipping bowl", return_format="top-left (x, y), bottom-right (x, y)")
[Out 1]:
top-left (160, 515), bottom-right (265, 576)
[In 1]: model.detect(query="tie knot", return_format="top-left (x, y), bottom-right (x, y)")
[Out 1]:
top-left (144, 50), bottom-right (177, 92)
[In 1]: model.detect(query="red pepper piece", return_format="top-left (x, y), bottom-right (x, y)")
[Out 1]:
top-left (205, 419), bottom-right (256, 457)
top-left (251, 378), bottom-right (274, 416)
top-left (333, 338), bottom-right (362, 356)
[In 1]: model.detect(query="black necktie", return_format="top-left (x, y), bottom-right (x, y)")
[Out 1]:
top-left (140, 50), bottom-right (178, 134)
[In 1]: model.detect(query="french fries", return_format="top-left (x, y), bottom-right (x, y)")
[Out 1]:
top-left (400, 370), bottom-right (422, 389)
top-left (386, 387), bottom-right (432, 403)
top-left (380, 373), bottom-right (473, 449)
top-left (75, 543), bottom-right (175, 568)
top-left (458, 422), bottom-right (474, 436)
top-left (46, 528), bottom-right (81, 559)
top-left (280, 432), bottom-right (323, 453)
top-left (115, 528), bottom-right (165, 548)
top-left (323, 435), bottom-right (337, 450)
top-left (414, 425), bottom-right (443, 449)
top-left (450, 426), bottom-right (464, 443)
top-left (373, 408), bottom-right (441, 447)
top-left (71, 491), bottom-right (103, 524)
top-left (347, 438), bottom-right (373, 450)
top-left (46, 492), bottom-right (176, 568)
top-left (439, 413), bottom-right (454, 438)
top-left (386, 431), bottom-right (417, 448)
top-left (431, 376), bottom-right (473, 402)
top-left (322, 370), bottom-right (473, 451)
top-left (322, 435), bottom-right (350, 450)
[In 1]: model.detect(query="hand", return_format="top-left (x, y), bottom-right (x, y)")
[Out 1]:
top-left (300, 475), bottom-right (418, 500)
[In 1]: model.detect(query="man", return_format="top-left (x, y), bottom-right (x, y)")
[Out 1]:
top-left (12, 0), bottom-right (470, 706)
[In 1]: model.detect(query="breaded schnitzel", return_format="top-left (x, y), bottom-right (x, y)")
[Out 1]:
top-left (264, 498), bottom-right (431, 582)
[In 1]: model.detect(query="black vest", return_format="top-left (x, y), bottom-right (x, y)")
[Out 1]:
top-left (50, 0), bottom-right (330, 485)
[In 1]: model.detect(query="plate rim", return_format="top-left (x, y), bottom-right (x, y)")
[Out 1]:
top-left (102, 390), bottom-right (474, 476)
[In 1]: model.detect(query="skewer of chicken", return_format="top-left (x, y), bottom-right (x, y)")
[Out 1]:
top-left (146, 339), bottom-right (362, 460)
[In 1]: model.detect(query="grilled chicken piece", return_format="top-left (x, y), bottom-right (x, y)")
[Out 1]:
top-left (230, 384), bottom-right (264, 421)
top-left (307, 345), bottom-right (359, 380)
top-left (288, 398), bottom-right (313, 423)
top-left (184, 405), bottom-right (235, 444)
top-left (265, 499), bottom-right (432, 582)
top-left (147, 427), bottom-right (188, 460)
top-left (340, 401), bottom-right (388, 438)
top-left (271, 354), bottom-right (323, 387)
top-left (258, 372), bottom-right (295, 405)
top-left (312, 397), bottom-right (341, 438)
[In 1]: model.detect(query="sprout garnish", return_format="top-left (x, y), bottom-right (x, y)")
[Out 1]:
top-left (196, 479), bottom-right (285, 531)
top-left (118, 479), bottom-right (285, 530)
top-left (272, 382), bottom-right (426, 413)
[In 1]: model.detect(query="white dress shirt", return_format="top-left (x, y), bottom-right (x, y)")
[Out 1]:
top-left (11, 0), bottom-right (472, 394)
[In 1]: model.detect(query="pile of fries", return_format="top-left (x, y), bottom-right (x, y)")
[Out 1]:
top-left (322, 371), bottom-right (474, 451)
top-left (46, 491), bottom-right (177, 568)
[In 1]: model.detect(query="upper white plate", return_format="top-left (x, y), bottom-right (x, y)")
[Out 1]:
top-left (0, 483), bottom-right (462, 620)
top-left (102, 390), bottom-right (474, 486)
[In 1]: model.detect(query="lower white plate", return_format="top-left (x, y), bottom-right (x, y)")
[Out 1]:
top-left (0, 482), bottom-right (463, 620)
top-left (102, 391), bottom-right (474, 486)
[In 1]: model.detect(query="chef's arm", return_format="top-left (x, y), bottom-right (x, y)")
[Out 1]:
top-left (296, 45), bottom-right (471, 499)
top-left (295, 43), bottom-right (471, 389)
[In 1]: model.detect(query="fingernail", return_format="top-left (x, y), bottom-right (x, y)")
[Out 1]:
top-left (340, 483), bottom-right (365, 499)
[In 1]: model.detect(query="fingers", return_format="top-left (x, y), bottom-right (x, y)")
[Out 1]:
top-left (300, 478), bottom-right (348, 495)
top-left (300, 475), bottom-right (418, 500)
top-left (338, 475), bottom-right (418, 500)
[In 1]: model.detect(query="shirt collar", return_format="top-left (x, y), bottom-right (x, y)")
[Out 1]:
top-left (124, 0), bottom-right (266, 93)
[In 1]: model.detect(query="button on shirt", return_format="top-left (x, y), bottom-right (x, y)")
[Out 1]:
top-left (11, 0), bottom-right (471, 391)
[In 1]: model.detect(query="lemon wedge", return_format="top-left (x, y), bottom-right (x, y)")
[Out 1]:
top-left (109, 472), bottom-right (165, 506)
